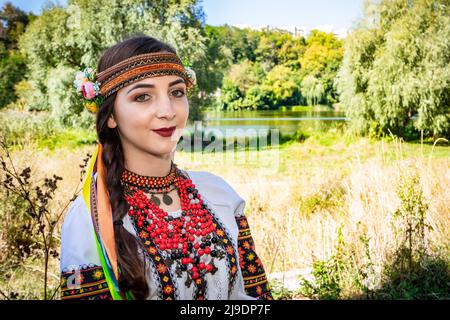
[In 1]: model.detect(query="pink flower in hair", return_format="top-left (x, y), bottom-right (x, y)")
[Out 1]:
top-left (82, 81), bottom-right (96, 100)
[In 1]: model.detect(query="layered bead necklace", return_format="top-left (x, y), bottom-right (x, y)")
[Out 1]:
top-left (120, 161), bottom-right (226, 287)
top-left (121, 161), bottom-right (178, 206)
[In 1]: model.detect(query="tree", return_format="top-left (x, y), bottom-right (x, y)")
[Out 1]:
top-left (210, 25), bottom-right (260, 64)
top-left (220, 77), bottom-right (242, 110)
top-left (255, 28), bottom-right (304, 72)
top-left (302, 75), bottom-right (324, 106)
top-left (0, 2), bottom-right (34, 50)
top-left (0, 2), bottom-right (33, 108)
top-left (210, 26), bottom-right (342, 110)
top-left (263, 65), bottom-right (300, 107)
top-left (227, 59), bottom-right (261, 94)
top-left (337, 0), bottom-right (450, 138)
top-left (0, 50), bottom-right (26, 108)
top-left (300, 30), bottom-right (344, 106)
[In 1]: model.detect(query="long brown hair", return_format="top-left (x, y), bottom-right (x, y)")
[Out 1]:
top-left (96, 34), bottom-right (178, 299)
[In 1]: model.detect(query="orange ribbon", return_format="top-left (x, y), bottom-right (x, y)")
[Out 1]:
top-left (96, 143), bottom-right (119, 282)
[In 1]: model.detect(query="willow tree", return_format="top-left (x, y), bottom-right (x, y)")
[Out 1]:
top-left (302, 75), bottom-right (324, 106)
top-left (337, 0), bottom-right (450, 138)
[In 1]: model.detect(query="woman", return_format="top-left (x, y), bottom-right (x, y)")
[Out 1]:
top-left (60, 35), bottom-right (273, 300)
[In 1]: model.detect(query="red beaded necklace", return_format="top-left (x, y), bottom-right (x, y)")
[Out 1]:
top-left (120, 164), bottom-right (225, 284)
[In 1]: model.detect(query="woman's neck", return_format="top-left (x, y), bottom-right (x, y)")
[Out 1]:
top-left (124, 150), bottom-right (174, 177)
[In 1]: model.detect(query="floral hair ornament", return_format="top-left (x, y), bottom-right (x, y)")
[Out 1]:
top-left (73, 67), bottom-right (103, 113)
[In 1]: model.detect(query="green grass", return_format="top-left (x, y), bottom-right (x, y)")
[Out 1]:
top-left (36, 128), bottom-right (97, 150)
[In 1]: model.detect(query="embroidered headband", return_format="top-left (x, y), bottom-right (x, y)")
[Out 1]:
top-left (73, 52), bottom-right (197, 113)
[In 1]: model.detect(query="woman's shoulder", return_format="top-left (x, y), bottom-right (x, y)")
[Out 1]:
top-left (60, 193), bottom-right (100, 271)
top-left (181, 169), bottom-right (246, 216)
top-left (61, 194), bottom-right (94, 242)
top-left (62, 194), bottom-right (88, 226)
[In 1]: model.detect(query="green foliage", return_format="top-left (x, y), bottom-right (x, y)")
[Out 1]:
top-left (278, 130), bottom-right (309, 146)
top-left (36, 128), bottom-right (97, 150)
top-left (264, 65), bottom-right (300, 106)
top-left (0, 2), bottom-right (34, 50)
top-left (220, 57), bottom-right (304, 110)
top-left (215, 26), bottom-right (343, 110)
top-left (242, 85), bottom-right (270, 110)
top-left (269, 279), bottom-right (297, 300)
top-left (376, 255), bottom-right (450, 299)
top-left (392, 172), bottom-right (429, 261)
top-left (373, 171), bottom-right (450, 299)
top-left (0, 110), bottom-right (59, 149)
top-left (0, 2), bottom-right (33, 109)
top-left (0, 108), bottom-right (98, 151)
top-left (195, 25), bottom-right (233, 94)
top-left (337, 0), bottom-right (450, 138)
top-left (301, 75), bottom-right (324, 106)
top-left (220, 78), bottom-right (242, 110)
top-left (207, 25), bottom-right (261, 64)
top-left (46, 64), bottom-right (94, 128)
top-left (301, 30), bottom-right (344, 104)
top-left (256, 29), bottom-right (297, 68)
top-left (299, 225), bottom-right (346, 299)
top-left (226, 59), bottom-right (261, 94)
top-left (0, 50), bottom-right (27, 108)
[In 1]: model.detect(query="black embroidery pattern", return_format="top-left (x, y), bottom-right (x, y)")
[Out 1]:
top-left (129, 220), bottom-right (179, 300)
top-left (90, 172), bottom-right (100, 235)
top-left (60, 264), bottom-right (113, 300)
top-left (200, 198), bottom-right (240, 299)
top-left (235, 215), bottom-right (274, 300)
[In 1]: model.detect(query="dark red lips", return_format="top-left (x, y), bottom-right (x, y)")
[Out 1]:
top-left (152, 126), bottom-right (176, 138)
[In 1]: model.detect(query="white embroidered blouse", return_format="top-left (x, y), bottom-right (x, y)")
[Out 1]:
top-left (60, 169), bottom-right (258, 300)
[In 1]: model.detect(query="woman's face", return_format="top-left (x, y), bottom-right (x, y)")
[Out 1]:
top-left (108, 75), bottom-right (189, 159)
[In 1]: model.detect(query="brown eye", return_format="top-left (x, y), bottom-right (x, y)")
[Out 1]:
top-left (172, 89), bottom-right (186, 98)
top-left (135, 94), bottom-right (151, 102)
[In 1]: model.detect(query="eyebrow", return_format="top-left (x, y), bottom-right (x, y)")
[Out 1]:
top-left (126, 78), bottom-right (186, 95)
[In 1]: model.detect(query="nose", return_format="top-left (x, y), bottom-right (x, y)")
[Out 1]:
top-left (155, 94), bottom-right (176, 120)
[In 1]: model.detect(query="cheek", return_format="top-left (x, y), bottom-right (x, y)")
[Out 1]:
top-left (115, 100), bottom-right (156, 134)
top-left (175, 100), bottom-right (189, 124)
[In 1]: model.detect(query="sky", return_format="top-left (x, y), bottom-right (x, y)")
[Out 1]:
top-left (1, 0), bottom-right (365, 38)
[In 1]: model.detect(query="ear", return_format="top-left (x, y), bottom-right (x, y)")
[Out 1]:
top-left (107, 114), bottom-right (117, 129)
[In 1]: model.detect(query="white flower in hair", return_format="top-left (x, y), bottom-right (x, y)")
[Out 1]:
top-left (84, 67), bottom-right (94, 77)
top-left (185, 66), bottom-right (197, 87)
top-left (74, 70), bottom-right (88, 92)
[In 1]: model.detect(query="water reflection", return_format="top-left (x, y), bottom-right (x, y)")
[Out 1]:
top-left (185, 109), bottom-right (348, 136)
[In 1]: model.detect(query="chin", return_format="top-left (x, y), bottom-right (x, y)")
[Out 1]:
top-left (147, 140), bottom-right (177, 156)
